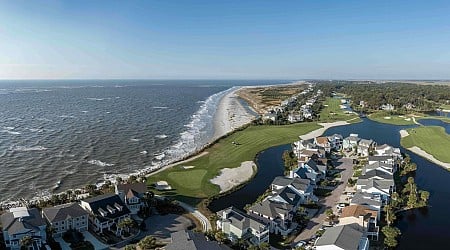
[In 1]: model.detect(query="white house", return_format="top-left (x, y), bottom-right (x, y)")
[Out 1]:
top-left (216, 207), bottom-right (269, 246)
top-left (357, 139), bottom-right (376, 156)
top-left (42, 203), bottom-right (89, 237)
top-left (248, 200), bottom-right (296, 236)
top-left (80, 193), bottom-right (131, 235)
top-left (343, 134), bottom-right (360, 151)
top-left (115, 182), bottom-right (148, 214)
top-left (1, 207), bottom-right (47, 250)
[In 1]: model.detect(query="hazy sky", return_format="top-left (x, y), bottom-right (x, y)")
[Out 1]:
top-left (1, 0), bottom-right (450, 79)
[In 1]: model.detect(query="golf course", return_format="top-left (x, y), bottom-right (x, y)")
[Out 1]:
top-left (146, 122), bottom-right (321, 199)
top-left (401, 126), bottom-right (450, 164)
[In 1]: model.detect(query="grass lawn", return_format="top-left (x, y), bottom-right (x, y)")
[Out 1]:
top-left (147, 122), bottom-right (321, 200)
top-left (439, 104), bottom-right (450, 110)
top-left (319, 97), bottom-right (360, 123)
top-left (368, 111), bottom-right (418, 125)
top-left (401, 126), bottom-right (450, 163)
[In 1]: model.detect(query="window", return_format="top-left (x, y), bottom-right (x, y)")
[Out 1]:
top-left (62, 221), bottom-right (65, 224)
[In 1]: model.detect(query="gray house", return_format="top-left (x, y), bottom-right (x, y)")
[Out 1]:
top-left (315, 223), bottom-right (369, 250)
top-left (42, 203), bottom-right (89, 237)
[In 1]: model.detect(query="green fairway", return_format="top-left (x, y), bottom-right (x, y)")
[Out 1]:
top-left (401, 126), bottom-right (450, 163)
top-left (319, 97), bottom-right (360, 123)
top-left (368, 111), bottom-right (417, 125)
top-left (147, 122), bottom-right (321, 199)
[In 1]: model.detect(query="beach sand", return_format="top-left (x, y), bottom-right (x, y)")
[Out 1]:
top-left (210, 161), bottom-right (256, 193)
top-left (399, 129), bottom-right (410, 138)
top-left (300, 121), bottom-right (350, 140)
top-left (212, 88), bottom-right (257, 140)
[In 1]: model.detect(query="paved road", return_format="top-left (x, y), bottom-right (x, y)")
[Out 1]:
top-left (293, 157), bottom-right (354, 244)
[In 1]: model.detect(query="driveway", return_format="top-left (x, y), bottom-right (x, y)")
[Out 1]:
top-left (144, 214), bottom-right (193, 242)
top-left (293, 157), bottom-right (354, 244)
top-left (82, 231), bottom-right (109, 250)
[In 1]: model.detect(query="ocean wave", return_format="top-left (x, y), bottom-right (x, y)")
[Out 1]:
top-left (86, 98), bottom-right (105, 101)
top-left (59, 115), bottom-right (76, 119)
top-left (10, 146), bottom-right (48, 152)
top-left (130, 138), bottom-right (141, 142)
top-left (152, 106), bottom-right (169, 109)
top-left (1, 127), bottom-right (21, 135)
top-left (140, 150), bottom-right (148, 155)
top-left (87, 159), bottom-right (114, 167)
top-left (163, 87), bottom-right (237, 164)
top-left (155, 134), bottom-right (168, 139)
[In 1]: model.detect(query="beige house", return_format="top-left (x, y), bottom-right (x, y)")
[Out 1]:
top-left (339, 205), bottom-right (379, 240)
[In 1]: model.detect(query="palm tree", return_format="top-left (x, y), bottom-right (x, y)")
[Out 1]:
top-left (20, 236), bottom-right (33, 250)
top-left (118, 218), bottom-right (135, 233)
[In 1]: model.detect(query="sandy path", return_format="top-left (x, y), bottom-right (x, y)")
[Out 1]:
top-left (210, 161), bottom-right (256, 193)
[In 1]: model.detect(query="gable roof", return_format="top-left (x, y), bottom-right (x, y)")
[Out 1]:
top-left (341, 205), bottom-right (378, 220)
top-left (359, 169), bottom-right (393, 180)
top-left (368, 155), bottom-right (393, 162)
top-left (350, 192), bottom-right (382, 208)
top-left (315, 137), bottom-right (329, 145)
top-left (165, 230), bottom-right (229, 250)
top-left (43, 203), bottom-right (88, 223)
top-left (357, 179), bottom-right (394, 192)
top-left (315, 223), bottom-right (364, 250)
top-left (82, 193), bottom-right (130, 221)
top-left (359, 139), bottom-right (374, 147)
top-left (290, 178), bottom-right (312, 192)
top-left (116, 183), bottom-right (147, 195)
top-left (1, 208), bottom-right (45, 236)
top-left (249, 200), bottom-right (293, 219)
top-left (271, 187), bottom-right (302, 205)
top-left (217, 207), bottom-right (267, 232)
top-left (271, 176), bottom-right (293, 187)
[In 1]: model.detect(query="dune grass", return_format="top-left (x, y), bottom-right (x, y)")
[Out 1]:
top-left (319, 97), bottom-right (360, 123)
top-left (401, 126), bottom-right (450, 163)
top-left (147, 122), bottom-right (321, 199)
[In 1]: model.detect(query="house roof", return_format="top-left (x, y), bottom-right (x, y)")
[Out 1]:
top-left (350, 192), bottom-right (382, 207)
top-left (359, 139), bottom-right (374, 147)
top-left (341, 205), bottom-right (378, 220)
top-left (290, 178), bottom-right (312, 192)
top-left (345, 136), bottom-right (360, 142)
top-left (328, 134), bottom-right (343, 140)
top-left (357, 179), bottom-right (394, 191)
top-left (295, 167), bottom-right (317, 181)
top-left (315, 137), bottom-right (329, 145)
top-left (43, 203), bottom-right (88, 223)
top-left (376, 144), bottom-right (391, 150)
top-left (116, 183), bottom-right (147, 196)
top-left (249, 200), bottom-right (293, 219)
top-left (217, 207), bottom-right (267, 232)
top-left (315, 223), bottom-right (364, 250)
top-left (1, 208), bottom-right (45, 236)
top-left (368, 155), bottom-right (393, 162)
top-left (165, 230), bottom-right (229, 250)
top-left (271, 176), bottom-right (293, 187)
top-left (271, 187), bottom-right (302, 206)
top-left (359, 169), bottom-right (393, 180)
top-left (82, 193), bottom-right (130, 222)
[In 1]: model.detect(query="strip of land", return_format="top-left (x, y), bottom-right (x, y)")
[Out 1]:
top-left (400, 127), bottom-right (450, 169)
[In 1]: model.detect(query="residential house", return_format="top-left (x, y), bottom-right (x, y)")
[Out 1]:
top-left (363, 161), bottom-right (396, 174)
top-left (315, 223), bottom-right (369, 250)
top-left (216, 207), bottom-right (269, 245)
top-left (380, 104), bottom-right (395, 111)
top-left (271, 176), bottom-right (318, 204)
top-left (343, 134), bottom-right (360, 151)
top-left (288, 112), bottom-right (304, 123)
top-left (350, 191), bottom-right (382, 213)
top-left (328, 134), bottom-right (343, 151)
top-left (165, 230), bottom-right (229, 250)
top-left (1, 207), bottom-right (47, 250)
top-left (339, 205), bottom-right (379, 240)
top-left (115, 182), bottom-right (148, 214)
top-left (302, 159), bottom-right (327, 182)
top-left (262, 113), bottom-right (277, 122)
top-left (42, 203), bottom-right (89, 237)
top-left (368, 155), bottom-right (396, 165)
top-left (297, 149), bottom-right (319, 167)
top-left (248, 200), bottom-right (296, 236)
top-left (359, 169), bottom-right (393, 181)
top-left (357, 139), bottom-right (376, 156)
top-left (356, 179), bottom-right (394, 203)
top-left (80, 193), bottom-right (131, 235)
top-left (314, 137), bottom-right (331, 153)
top-left (374, 144), bottom-right (400, 156)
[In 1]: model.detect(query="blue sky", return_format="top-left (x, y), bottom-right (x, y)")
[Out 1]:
top-left (1, 0), bottom-right (450, 79)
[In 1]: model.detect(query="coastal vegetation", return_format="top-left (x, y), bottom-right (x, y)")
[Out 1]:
top-left (401, 126), bottom-right (450, 164)
top-left (317, 97), bottom-right (360, 123)
top-left (367, 111), bottom-right (417, 125)
top-left (146, 122), bottom-right (321, 200)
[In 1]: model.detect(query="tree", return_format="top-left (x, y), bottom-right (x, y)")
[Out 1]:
top-left (118, 218), bottom-right (135, 233)
top-left (85, 184), bottom-right (96, 195)
top-left (382, 226), bottom-right (401, 249)
top-left (124, 245), bottom-right (136, 250)
top-left (420, 190), bottom-right (430, 203)
top-left (128, 175), bottom-right (138, 184)
top-left (384, 205), bottom-right (396, 226)
top-left (138, 236), bottom-right (157, 250)
top-left (20, 236), bottom-right (33, 250)
top-left (214, 231), bottom-right (227, 243)
top-left (259, 242), bottom-right (270, 250)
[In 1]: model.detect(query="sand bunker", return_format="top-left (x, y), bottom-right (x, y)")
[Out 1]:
top-left (210, 161), bottom-right (256, 193)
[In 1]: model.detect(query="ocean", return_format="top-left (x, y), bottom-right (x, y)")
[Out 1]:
top-left (0, 79), bottom-right (288, 201)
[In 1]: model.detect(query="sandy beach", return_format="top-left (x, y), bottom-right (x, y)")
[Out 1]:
top-left (300, 121), bottom-right (350, 140)
top-left (212, 87), bottom-right (257, 140)
top-left (210, 161), bottom-right (256, 193)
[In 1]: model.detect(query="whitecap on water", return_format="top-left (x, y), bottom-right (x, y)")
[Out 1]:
top-left (155, 134), bottom-right (168, 139)
top-left (10, 146), bottom-right (48, 152)
top-left (87, 159), bottom-right (114, 167)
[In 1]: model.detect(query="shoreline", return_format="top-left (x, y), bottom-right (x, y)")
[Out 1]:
top-left (399, 129), bottom-right (450, 169)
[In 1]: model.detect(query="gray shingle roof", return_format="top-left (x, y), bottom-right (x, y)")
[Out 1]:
top-left (217, 207), bottom-right (267, 232)
top-left (315, 223), bottom-right (364, 250)
top-left (350, 192), bottom-right (382, 207)
top-left (116, 183), bottom-right (147, 196)
top-left (165, 230), bottom-right (229, 250)
top-left (271, 176), bottom-right (293, 187)
top-left (359, 169), bottom-right (393, 180)
top-left (82, 193), bottom-right (130, 222)
top-left (43, 203), bottom-right (88, 223)
top-left (1, 208), bottom-right (45, 236)
top-left (249, 200), bottom-right (293, 219)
